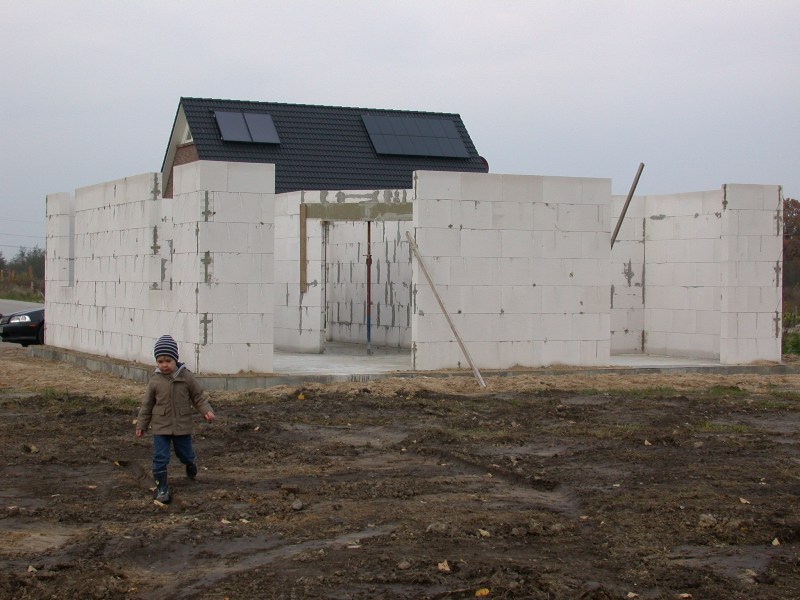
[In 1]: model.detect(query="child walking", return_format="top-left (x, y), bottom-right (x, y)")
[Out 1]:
top-left (135, 335), bottom-right (215, 503)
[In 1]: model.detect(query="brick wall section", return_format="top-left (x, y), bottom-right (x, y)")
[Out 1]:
top-left (163, 143), bottom-right (199, 198)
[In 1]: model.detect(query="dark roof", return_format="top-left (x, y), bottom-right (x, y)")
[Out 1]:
top-left (165, 97), bottom-right (488, 194)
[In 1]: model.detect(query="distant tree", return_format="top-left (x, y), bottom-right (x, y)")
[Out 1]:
top-left (4, 246), bottom-right (44, 284)
top-left (783, 198), bottom-right (800, 294)
top-left (784, 197), bottom-right (800, 260)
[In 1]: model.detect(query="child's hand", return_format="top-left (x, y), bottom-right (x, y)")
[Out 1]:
top-left (135, 428), bottom-right (143, 438)
top-left (204, 410), bottom-right (215, 422)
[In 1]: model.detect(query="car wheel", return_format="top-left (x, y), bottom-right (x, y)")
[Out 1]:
top-left (37, 326), bottom-right (44, 345)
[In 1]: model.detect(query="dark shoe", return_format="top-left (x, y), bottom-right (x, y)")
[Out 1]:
top-left (186, 463), bottom-right (198, 480)
top-left (154, 471), bottom-right (171, 504)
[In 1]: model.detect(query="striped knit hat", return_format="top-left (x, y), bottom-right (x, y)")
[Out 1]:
top-left (154, 335), bottom-right (179, 363)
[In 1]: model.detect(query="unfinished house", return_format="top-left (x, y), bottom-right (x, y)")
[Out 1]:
top-left (44, 98), bottom-right (783, 375)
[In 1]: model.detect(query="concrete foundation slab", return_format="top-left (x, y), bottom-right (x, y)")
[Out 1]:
top-left (27, 343), bottom-right (796, 392)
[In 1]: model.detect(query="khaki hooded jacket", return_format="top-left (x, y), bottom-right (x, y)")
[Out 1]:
top-left (136, 365), bottom-right (212, 436)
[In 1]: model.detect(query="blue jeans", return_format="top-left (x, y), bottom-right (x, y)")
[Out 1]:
top-left (152, 434), bottom-right (196, 475)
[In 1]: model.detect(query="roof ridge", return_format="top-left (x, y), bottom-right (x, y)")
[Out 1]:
top-left (180, 97), bottom-right (459, 117)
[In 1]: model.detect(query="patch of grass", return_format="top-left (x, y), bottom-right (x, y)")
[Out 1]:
top-left (561, 386), bottom-right (682, 399)
top-left (751, 391), bottom-right (800, 409)
top-left (117, 395), bottom-right (140, 407)
top-left (690, 421), bottom-right (752, 434)
top-left (435, 426), bottom-right (517, 442)
top-left (34, 388), bottom-right (137, 413)
top-left (587, 423), bottom-right (644, 439)
top-left (621, 386), bottom-right (682, 399)
top-left (782, 332), bottom-right (800, 354)
top-left (703, 385), bottom-right (748, 398)
top-left (0, 286), bottom-right (44, 302)
top-left (747, 398), bottom-right (795, 410)
top-left (551, 422), bottom-right (643, 439)
top-left (38, 387), bottom-right (68, 401)
top-left (767, 389), bottom-right (800, 401)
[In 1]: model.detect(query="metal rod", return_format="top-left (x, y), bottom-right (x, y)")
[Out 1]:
top-left (299, 203), bottom-right (308, 292)
top-left (405, 231), bottom-right (486, 388)
top-left (322, 221), bottom-right (329, 338)
top-left (611, 162), bottom-right (645, 249)
top-left (366, 221), bottom-right (372, 354)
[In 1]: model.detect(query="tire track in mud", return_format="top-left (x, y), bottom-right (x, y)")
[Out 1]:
top-left (408, 445), bottom-right (581, 516)
top-left (274, 421), bottom-right (577, 515)
top-left (140, 524), bottom-right (397, 599)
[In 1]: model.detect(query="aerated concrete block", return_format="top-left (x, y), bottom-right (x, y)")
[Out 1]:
top-left (502, 174), bottom-right (543, 203)
top-left (461, 172), bottom-right (503, 201)
top-left (492, 201), bottom-right (534, 230)
top-left (414, 170), bottom-right (463, 201)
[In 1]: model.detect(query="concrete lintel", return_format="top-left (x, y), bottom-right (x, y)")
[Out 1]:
top-left (305, 201), bottom-right (412, 222)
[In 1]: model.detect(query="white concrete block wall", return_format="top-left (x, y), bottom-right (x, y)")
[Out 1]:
top-left (326, 218), bottom-right (413, 348)
top-left (274, 190), bottom-right (413, 352)
top-left (44, 163), bottom-right (274, 375)
top-left (412, 171), bottom-right (611, 370)
top-left (44, 192), bottom-right (77, 345)
top-left (46, 173), bottom-right (162, 360)
top-left (171, 161), bottom-right (274, 373)
top-left (273, 191), bottom-right (325, 352)
top-left (626, 185), bottom-right (780, 363)
top-left (609, 194), bottom-right (645, 353)
top-left (45, 162), bottom-right (783, 374)
top-left (719, 184), bottom-right (782, 364)
top-left (642, 190), bottom-right (722, 358)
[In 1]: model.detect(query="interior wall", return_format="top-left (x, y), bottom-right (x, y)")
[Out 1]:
top-left (325, 220), bottom-right (413, 347)
top-left (642, 190), bottom-right (723, 358)
top-left (273, 191), bottom-right (325, 352)
top-left (609, 194), bottom-right (645, 353)
top-left (273, 189), bottom-right (413, 352)
top-left (610, 184), bottom-right (782, 363)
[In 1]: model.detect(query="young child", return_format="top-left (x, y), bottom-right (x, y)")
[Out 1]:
top-left (135, 335), bottom-right (215, 503)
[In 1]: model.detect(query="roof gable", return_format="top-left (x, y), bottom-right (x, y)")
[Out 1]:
top-left (162, 97), bottom-right (488, 195)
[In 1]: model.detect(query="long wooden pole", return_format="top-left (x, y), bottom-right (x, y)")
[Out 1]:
top-left (611, 162), bottom-right (645, 249)
top-left (406, 232), bottom-right (486, 388)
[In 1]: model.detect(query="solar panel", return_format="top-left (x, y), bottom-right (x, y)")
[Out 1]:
top-left (404, 118), bottom-right (423, 137)
top-left (398, 135), bottom-right (416, 155)
top-left (243, 113), bottom-right (281, 144)
top-left (214, 111), bottom-right (280, 144)
top-left (382, 134), bottom-right (404, 154)
top-left (214, 111), bottom-right (251, 142)
top-left (362, 115), bottom-right (469, 158)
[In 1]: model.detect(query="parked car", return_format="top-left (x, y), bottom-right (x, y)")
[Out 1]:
top-left (0, 307), bottom-right (45, 346)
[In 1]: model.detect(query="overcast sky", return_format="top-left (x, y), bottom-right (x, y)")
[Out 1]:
top-left (1, 0), bottom-right (798, 256)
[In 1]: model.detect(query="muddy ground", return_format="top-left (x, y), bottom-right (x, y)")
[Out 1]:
top-left (1, 345), bottom-right (800, 599)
